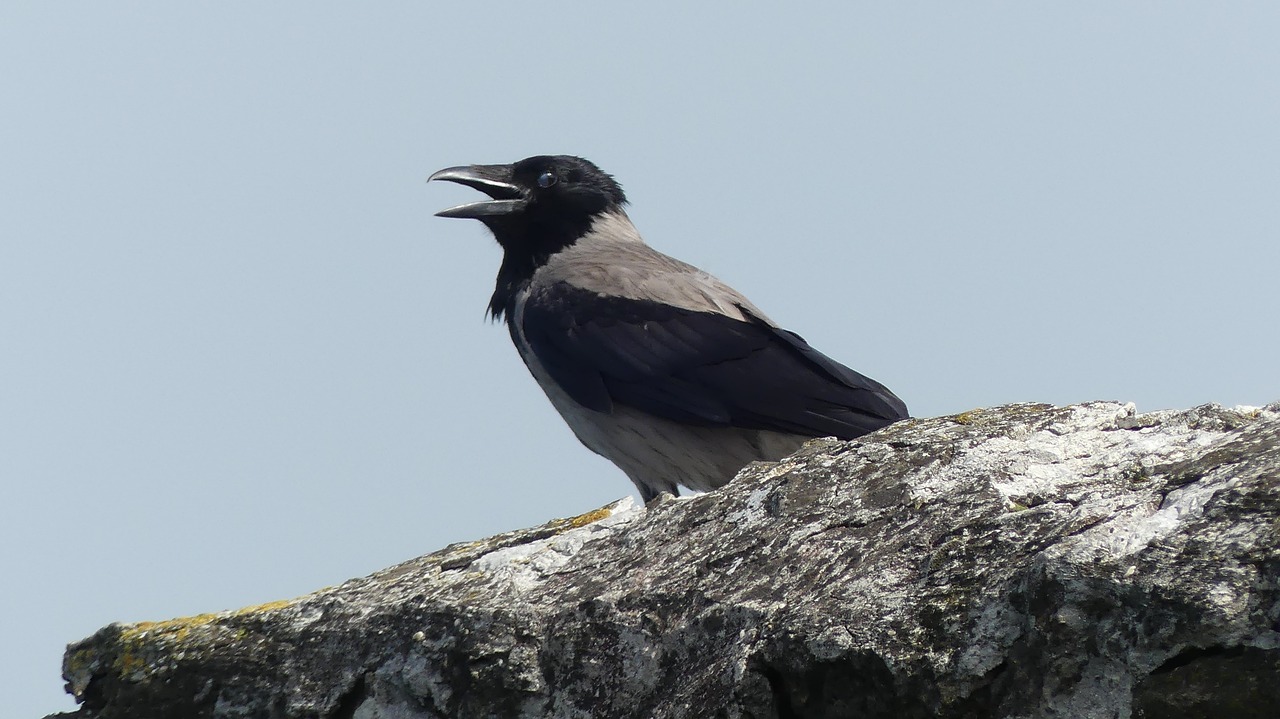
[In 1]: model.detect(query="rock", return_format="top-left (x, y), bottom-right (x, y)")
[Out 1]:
top-left (47, 402), bottom-right (1280, 719)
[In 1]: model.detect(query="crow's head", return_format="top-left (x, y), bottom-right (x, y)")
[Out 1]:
top-left (430, 155), bottom-right (626, 250)
top-left (430, 155), bottom-right (629, 318)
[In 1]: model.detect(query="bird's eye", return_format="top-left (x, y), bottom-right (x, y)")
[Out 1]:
top-left (537, 170), bottom-right (558, 188)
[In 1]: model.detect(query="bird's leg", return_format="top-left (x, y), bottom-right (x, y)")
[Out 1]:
top-left (637, 481), bottom-right (678, 506)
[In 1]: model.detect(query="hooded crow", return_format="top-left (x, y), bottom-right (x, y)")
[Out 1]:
top-left (430, 155), bottom-right (908, 503)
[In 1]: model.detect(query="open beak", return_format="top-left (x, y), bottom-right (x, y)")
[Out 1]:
top-left (428, 164), bottom-right (527, 219)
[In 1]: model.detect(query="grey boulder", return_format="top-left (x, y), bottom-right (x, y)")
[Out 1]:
top-left (51, 401), bottom-right (1280, 718)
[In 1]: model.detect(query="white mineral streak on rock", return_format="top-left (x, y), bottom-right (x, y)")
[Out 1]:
top-left (468, 497), bottom-right (640, 592)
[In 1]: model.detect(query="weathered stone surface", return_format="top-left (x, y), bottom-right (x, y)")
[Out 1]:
top-left (48, 402), bottom-right (1280, 719)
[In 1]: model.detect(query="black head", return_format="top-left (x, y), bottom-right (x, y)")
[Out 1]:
top-left (429, 155), bottom-right (626, 246)
top-left (429, 155), bottom-right (628, 318)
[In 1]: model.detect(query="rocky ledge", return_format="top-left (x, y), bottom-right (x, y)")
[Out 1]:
top-left (49, 402), bottom-right (1280, 718)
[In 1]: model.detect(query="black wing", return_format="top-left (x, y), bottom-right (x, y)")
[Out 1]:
top-left (519, 282), bottom-right (908, 439)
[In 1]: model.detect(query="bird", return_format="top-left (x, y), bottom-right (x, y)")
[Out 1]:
top-left (429, 155), bottom-right (908, 503)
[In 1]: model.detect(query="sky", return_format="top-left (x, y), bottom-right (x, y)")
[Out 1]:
top-left (3, 3), bottom-right (1279, 716)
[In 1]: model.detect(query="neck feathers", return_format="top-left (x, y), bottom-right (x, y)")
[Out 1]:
top-left (488, 209), bottom-right (641, 320)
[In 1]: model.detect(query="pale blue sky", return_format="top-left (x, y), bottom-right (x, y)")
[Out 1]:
top-left (4, 4), bottom-right (1279, 715)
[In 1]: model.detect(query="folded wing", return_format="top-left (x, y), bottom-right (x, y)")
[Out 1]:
top-left (519, 282), bottom-right (908, 439)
